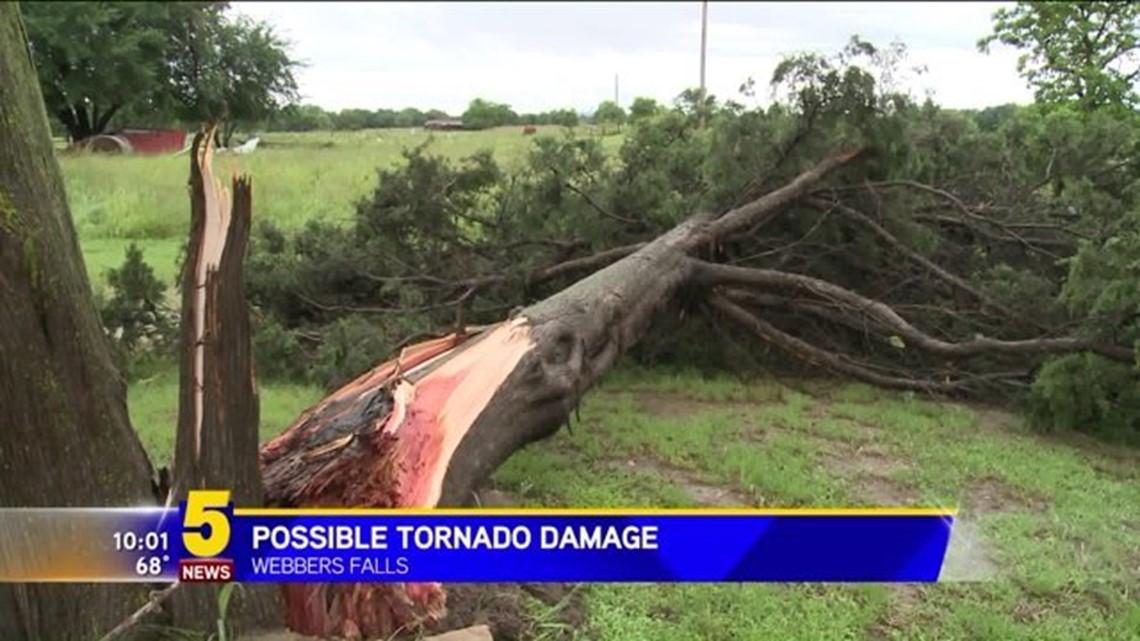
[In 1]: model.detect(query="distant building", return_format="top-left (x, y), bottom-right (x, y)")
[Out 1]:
top-left (113, 127), bottom-right (189, 154)
top-left (79, 127), bottom-right (189, 155)
top-left (423, 119), bottom-right (464, 131)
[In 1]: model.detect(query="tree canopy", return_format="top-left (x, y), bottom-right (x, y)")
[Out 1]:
top-left (629, 96), bottom-right (662, 121)
top-left (21, 1), bottom-right (300, 142)
top-left (461, 98), bottom-right (519, 130)
top-left (593, 100), bottom-right (627, 126)
top-left (980, 1), bottom-right (1140, 113)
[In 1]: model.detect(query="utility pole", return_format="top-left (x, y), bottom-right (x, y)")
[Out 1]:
top-left (699, 0), bottom-right (708, 127)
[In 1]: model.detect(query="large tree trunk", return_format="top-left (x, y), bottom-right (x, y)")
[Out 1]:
top-left (167, 129), bottom-right (284, 633)
top-left (259, 149), bottom-right (867, 638)
top-left (0, 5), bottom-right (159, 639)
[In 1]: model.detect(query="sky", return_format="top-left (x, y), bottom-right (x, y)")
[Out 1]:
top-left (232, 1), bottom-right (1034, 116)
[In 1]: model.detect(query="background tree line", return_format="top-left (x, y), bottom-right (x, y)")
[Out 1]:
top-left (265, 98), bottom-right (655, 133)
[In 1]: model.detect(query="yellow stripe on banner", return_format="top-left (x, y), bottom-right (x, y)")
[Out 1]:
top-left (234, 507), bottom-right (958, 517)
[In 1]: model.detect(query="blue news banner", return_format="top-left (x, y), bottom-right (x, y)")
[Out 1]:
top-left (140, 494), bottom-right (956, 583)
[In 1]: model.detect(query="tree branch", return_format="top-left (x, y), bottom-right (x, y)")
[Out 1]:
top-left (529, 242), bottom-right (646, 284)
top-left (706, 293), bottom-right (964, 392)
top-left (823, 180), bottom-right (1070, 257)
top-left (691, 260), bottom-right (1134, 363)
top-left (803, 196), bottom-right (1046, 330)
top-left (97, 583), bottom-right (180, 641)
top-left (563, 181), bottom-right (639, 226)
top-left (703, 147), bottom-right (868, 242)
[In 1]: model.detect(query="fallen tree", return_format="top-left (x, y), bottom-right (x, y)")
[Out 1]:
top-left (254, 142), bottom-right (1133, 637)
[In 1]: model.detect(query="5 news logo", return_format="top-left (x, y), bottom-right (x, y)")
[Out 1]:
top-left (179, 490), bottom-right (235, 583)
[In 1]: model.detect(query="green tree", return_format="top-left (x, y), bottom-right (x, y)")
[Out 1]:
top-left (593, 100), bottom-right (627, 127)
top-left (333, 108), bottom-right (372, 130)
top-left (979, 2), bottom-right (1140, 112)
top-left (629, 96), bottom-right (661, 121)
top-left (20, 2), bottom-right (171, 142)
top-left (395, 107), bottom-right (426, 127)
top-left (972, 103), bottom-right (1021, 132)
top-left (461, 98), bottom-right (518, 130)
top-left (21, 2), bottom-right (299, 143)
top-left (274, 103), bottom-right (332, 131)
top-left (207, 12), bottom-right (300, 145)
top-left (372, 108), bottom-right (398, 128)
top-left (547, 108), bottom-right (580, 127)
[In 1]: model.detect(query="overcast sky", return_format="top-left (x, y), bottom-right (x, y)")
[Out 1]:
top-left (232, 1), bottom-right (1033, 116)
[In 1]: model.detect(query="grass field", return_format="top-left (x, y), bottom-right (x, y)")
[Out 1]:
top-left (61, 127), bottom-right (1139, 641)
top-left (65, 125), bottom-right (618, 290)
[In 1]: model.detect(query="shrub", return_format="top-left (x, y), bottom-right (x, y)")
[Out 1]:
top-left (98, 243), bottom-right (177, 357)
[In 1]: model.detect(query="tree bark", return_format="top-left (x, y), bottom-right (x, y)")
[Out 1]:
top-left (93, 104), bottom-right (122, 138)
top-left (168, 129), bottom-right (283, 633)
top-left (258, 148), bottom-right (868, 638)
top-left (0, 5), bottom-right (158, 639)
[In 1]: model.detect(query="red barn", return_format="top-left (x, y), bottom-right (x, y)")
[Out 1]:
top-left (113, 127), bottom-right (189, 155)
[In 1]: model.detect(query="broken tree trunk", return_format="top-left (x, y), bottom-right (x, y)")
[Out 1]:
top-left (258, 148), bottom-right (868, 637)
top-left (169, 128), bottom-right (283, 632)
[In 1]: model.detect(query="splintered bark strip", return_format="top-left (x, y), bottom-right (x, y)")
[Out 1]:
top-left (171, 125), bottom-right (281, 629)
top-left (194, 129), bottom-right (231, 460)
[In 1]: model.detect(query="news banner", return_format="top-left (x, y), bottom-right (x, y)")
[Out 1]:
top-left (0, 491), bottom-right (957, 583)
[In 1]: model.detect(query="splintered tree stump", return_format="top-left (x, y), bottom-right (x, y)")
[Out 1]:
top-left (169, 127), bottom-right (282, 631)
top-left (258, 149), bottom-right (867, 638)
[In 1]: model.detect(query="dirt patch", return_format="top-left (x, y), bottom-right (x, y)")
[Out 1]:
top-left (820, 439), bottom-right (914, 505)
top-left (853, 475), bottom-right (913, 505)
top-left (867, 584), bottom-right (928, 638)
top-left (824, 441), bottom-right (908, 477)
top-left (623, 390), bottom-right (763, 418)
top-left (972, 406), bottom-right (1140, 483)
top-left (433, 583), bottom-right (586, 641)
top-left (622, 456), bottom-right (756, 506)
top-left (963, 477), bottom-right (1047, 515)
top-left (631, 391), bottom-right (709, 417)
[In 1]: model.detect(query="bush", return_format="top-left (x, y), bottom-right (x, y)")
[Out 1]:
top-left (98, 243), bottom-right (177, 358)
top-left (252, 313), bottom-right (305, 381)
top-left (1027, 354), bottom-right (1140, 442)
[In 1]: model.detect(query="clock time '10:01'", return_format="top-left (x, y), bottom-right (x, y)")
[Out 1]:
top-left (113, 531), bottom-right (169, 552)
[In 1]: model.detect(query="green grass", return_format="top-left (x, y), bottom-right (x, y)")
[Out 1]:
top-left (72, 128), bottom-right (1139, 641)
top-left (63, 125), bottom-right (618, 244)
top-left (128, 362), bottom-right (324, 460)
top-left (70, 125), bottom-right (619, 293)
top-left (123, 363), bottom-right (1139, 640)
top-left (82, 237), bottom-right (184, 292)
top-left (491, 367), bottom-right (1140, 641)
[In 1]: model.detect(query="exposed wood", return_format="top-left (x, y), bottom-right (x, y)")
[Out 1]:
top-left (169, 128), bottom-right (282, 632)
